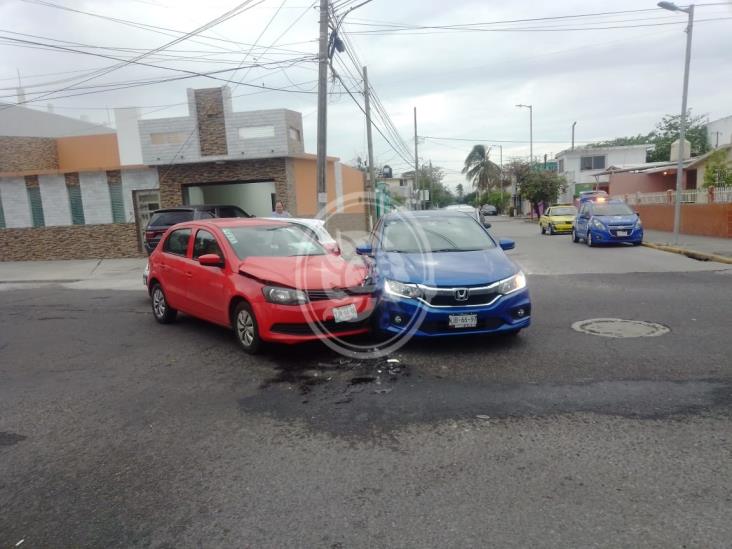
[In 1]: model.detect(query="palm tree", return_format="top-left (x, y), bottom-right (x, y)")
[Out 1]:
top-left (462, 145), bottom-right (500, 205)
top-left (456, 183), bottom-right (464, 201)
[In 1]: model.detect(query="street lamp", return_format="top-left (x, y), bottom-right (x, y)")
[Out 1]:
top-left (658, 1), bottom-right (695, 245)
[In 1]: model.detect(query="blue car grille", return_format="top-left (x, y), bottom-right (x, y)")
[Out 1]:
top-left (420, 285), bottom-right (501, 307)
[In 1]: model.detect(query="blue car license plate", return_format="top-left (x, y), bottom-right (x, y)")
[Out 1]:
top-left (449, 314), bottom-right (477, 328)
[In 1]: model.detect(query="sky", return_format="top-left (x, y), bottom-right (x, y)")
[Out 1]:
top-left (1, 0), bottom-right (731, 190)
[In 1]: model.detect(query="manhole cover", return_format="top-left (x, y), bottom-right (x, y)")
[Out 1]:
top-left (572, 318), bottom-right (670, 338)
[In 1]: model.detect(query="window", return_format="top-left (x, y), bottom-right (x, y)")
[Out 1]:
top-left (150, 132), bottom-right (188, 145)
top-left (163, 228), bottom-right (191, 256)
top-left (288, 127), bottom-right (301, 141)
top-left (215, 206), bottom-right (249, 218)
top-left (238, 126), bottom-right (275, 140)
top-left (382, 216), bottom-right (495, 253)
top-left (27, 187), bottom-right (45, 227)
top-left (558, 159), bottom-right (564, 173)
top-left (108, 183), bottom-right (125, 223)
top-left (149, 211), bottom-right (193, 227)
top-left (67, 185), bottom-right (85, 225)
top-left (580, 155), bottom-right (606, 171)
top-left (193, 229), bottom-right (223, 259)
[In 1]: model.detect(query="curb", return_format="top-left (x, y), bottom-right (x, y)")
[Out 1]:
top-left (642, 242), bottom-right (732, 265)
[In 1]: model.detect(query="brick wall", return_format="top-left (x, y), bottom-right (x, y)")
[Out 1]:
top-left (194, 88), bottom-right (228, 157)
top-left (0, 136), bottom-right (58, 172)
top-left (0, 223), bottom-right (142, 261)
top-left (157, 158), bottom-right (293, 211)
top-left (635, 203), bottom-right (732, 238)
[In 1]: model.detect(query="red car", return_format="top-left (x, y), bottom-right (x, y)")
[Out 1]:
top-left (146, 218), bottom-right (374, 353)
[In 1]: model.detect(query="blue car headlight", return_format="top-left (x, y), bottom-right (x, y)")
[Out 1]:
top-left (384, 279), bottom-right (423, 300)
top-left (635, 218), bottom-right (643, 229)
top-left (497, 271), bottom-right (527, 295)
top-left (591, 219), bottom-right (607, 231)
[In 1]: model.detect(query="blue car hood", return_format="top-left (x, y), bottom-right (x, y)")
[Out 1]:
top-left (595, 214), bottom-right (637, 224)
top-left (376, 248), bottom-right (518, 287)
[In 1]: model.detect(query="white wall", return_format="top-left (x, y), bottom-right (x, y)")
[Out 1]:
top-left (114, 107), bottom-right (144, 165)
top-left (79, 172), bottom-right (113, 225)
top-left (0, 177), bottom-right (32, 228)
top-left (707, 116), bottom-right (732, 149)
top-left (38, 175), bottom-right (71, 226)
top-left (121, 168), bottom-right (159, 223)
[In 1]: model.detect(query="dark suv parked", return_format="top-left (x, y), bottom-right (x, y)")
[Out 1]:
top-left (143, 205), bottom-right (252, 254)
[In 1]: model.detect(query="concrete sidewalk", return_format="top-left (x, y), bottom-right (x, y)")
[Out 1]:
top-left (0, 258), bottom-right (147, 291)
top-left (643, 230), bottom-right (732, 262)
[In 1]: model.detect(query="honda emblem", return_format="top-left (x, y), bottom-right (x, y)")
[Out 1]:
top-left (454, 288), bottom-right (469, 301)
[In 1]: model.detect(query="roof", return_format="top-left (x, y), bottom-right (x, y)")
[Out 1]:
top-left (0, 102), bottom-right (115, 138)
top-left (264, 217), bottom-right (325, 228)
top-left (556, 144), bottom-right (651, 158)
top-left (596, 161), bottom-right (684, 176)
top-left (192, 218), bottom-right (288, 227)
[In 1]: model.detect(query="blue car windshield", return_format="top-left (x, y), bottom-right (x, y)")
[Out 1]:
top-left (382, 216), bottom-right (495, 253)
top-left (593, 203), bottom-right (634, 216)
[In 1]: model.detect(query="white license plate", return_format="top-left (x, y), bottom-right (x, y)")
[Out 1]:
top-left (333, 304), bottom-right (358, 323)
top-left (616, 230), bottom-right (628, 237)
top-left (448, 314), bottom-right (478, 328)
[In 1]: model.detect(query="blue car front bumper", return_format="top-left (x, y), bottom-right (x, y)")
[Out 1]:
top-left (375, 288), bottom-right (531, 337)
top-left (589, 226), bottom-right (643, 244)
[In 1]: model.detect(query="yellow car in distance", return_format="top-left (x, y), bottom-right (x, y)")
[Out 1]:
top-left (539, 205), bottom-right (578, 235)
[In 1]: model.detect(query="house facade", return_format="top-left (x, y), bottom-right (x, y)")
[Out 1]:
top-left (555, 145), bottom-right (649, 203)
top-left (0, 86), bottom-right (367, 261)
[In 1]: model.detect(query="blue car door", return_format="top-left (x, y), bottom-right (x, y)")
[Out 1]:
top-left (576, 203), bottom-right (590, 235)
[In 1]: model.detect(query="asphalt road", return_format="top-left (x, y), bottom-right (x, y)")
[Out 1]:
top-left (1, 218), bottom-right (731, 548)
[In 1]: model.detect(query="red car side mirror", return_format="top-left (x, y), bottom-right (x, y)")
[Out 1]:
top-left (198, 254), bottom-right (224, 267)
top-left (323, 242), bottom-right (341, 255)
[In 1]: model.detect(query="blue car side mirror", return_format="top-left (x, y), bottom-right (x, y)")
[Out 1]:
top-left (499, 239), bottom-right (515, 251)
top-left (356, 243), bottom-right (373, 256)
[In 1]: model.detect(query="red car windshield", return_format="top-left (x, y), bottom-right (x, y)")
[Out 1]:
top-left (221, 224), bottom-right (326, 259)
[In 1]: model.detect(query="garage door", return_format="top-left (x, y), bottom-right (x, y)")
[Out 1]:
top-left (183, 181), bottom-right (277, 217)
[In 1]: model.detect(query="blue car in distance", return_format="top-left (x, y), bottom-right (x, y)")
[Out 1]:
top-left (572, 198), bottom-right (643, 247)
top-left (356, 210), bottom-right (531, 338)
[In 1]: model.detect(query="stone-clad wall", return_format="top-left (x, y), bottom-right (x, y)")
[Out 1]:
top-left (194, 88), bottom-right (228, 157)
top-left (158, 158), bottom-right (294, 212)
top-left (0, 223), bottom-right (142, 261)
top-left (0, 137), bottom-right (58, 172)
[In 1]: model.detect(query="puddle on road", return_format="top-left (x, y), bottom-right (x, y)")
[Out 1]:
top-left (259, 355), bottom-right (411, 400)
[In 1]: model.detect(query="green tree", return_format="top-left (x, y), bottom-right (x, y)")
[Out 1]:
top-left (485, 190), bottom-right (510, 212)
top-left (456, 183), bottom-right (464, 202)
top-left (703, 149), bottom-right (732, 188)
top-left (648, 112), bottom-right (709, 162)
top-left (520, 170), bottom-right (567, 218)
top-left (402, 163), bottom-right (454, 208)
top-left (588, 111), bottom-right (709, 162)
top-left (462, 145), bottom-right (501, 204)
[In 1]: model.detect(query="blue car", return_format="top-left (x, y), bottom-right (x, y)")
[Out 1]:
top-left (356, 210), bottom-right (531, 338)
top-left (572, 199), bottom-right (643, 247)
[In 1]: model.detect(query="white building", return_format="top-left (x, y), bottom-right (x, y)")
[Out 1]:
top-left (555, 145), bottom-right (650, 203)
top-left (707, 115), bottom-right (732, 149)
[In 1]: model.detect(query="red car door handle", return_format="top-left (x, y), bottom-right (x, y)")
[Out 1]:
top-left (185, 271), bottom-right (193, 278)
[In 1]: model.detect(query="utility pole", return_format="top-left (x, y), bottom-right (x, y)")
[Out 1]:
top-left (429, 159), bottom-right (434, 209)
top-left (571, 121), bottom-right (577, 150)
top-left (414, 107), bottom-right (419, 210)
top-left (516, 103), bottom-right (533, 167)
top-left (363, 66), bottom-right (376, 225)
top-left (315, 0), bottom-right (329, 214)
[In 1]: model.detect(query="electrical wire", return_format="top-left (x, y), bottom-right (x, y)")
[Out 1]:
top-left (2, 0), bottom-right (266, 112)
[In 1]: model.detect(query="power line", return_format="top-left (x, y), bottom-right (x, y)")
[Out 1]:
top-left (3, 0), bottom-right (265, 111)
top-left (19, 0), bottom-right (315, 55)
top-left (424, 136), bottom-right (599, 145)
top-left (331, 68), bottom-right (414, 167)
top-left (345, 3), bottom-right (730, 33)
